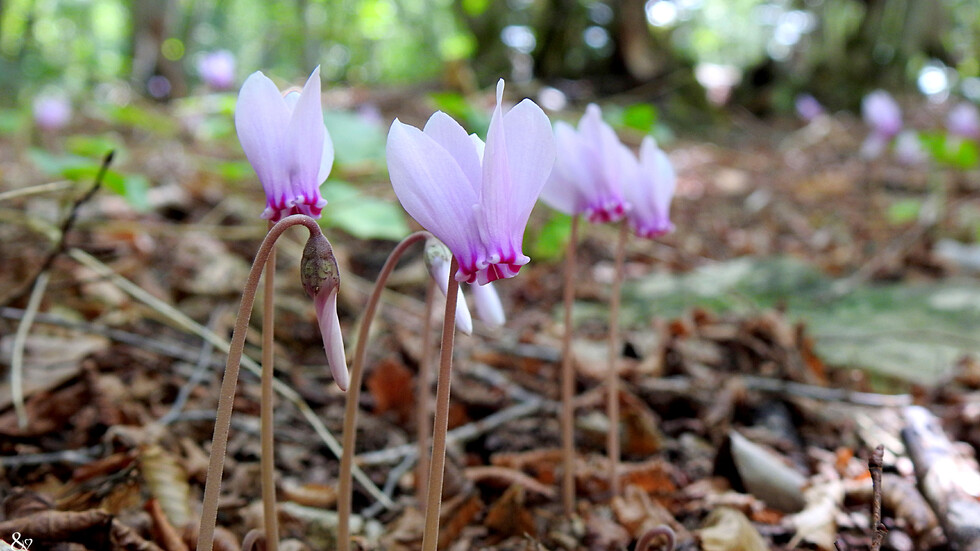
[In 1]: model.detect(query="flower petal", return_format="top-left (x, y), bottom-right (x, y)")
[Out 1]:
top-left (315, 287), bottom-right (349, 391)
top-left (284, 67), bottom-right (327, 213)
top-left (235, 71), bottom-right (290, 215)
top-left (425, 239), bottom-right (474, 335)
top-left (469, 281), bottom-right (505, 326)
top-left (386, 119), bottom-right (482, 274)
top-left (423, 111), bottom-right (482, 193)
top-left (479, 80), bottom-right (555, 259)
top-left (540, 122), bottom-right (588, 215)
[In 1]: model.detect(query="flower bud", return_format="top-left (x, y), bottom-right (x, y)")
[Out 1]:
top-left (424, 237), bottom-right (473, 335)
top-left (301, 232), bottom-right (348, 390)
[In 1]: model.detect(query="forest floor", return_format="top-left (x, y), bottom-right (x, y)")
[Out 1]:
top-left (1, 87), bottom-right (980, 550)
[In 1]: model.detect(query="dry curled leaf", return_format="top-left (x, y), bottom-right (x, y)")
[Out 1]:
top-left (139, 445), bottom-right (191, 530)
top-left (484, 485), bottom-right (536, 540)
top-left (699, 507), bottom-right (767, 551)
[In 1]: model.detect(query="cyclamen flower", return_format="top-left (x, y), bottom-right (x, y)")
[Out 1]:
top-left (33, 94), bottom-right (71, 131)
top-left (947, 102), bottom-right (980, 140)
top-left (236, 67), bottom-right (334, 221)
top-left (795, 94), bottom-right (824, 123)
top-left (198, 50), bottom-right (236, 90)
top-left (387, 79), bottom-right (556, 285)
top-left (539, 104), bottom-right (631, 223)
top-left (301, 232), bottom-right (349, 390)
top-left (424, 237), bottom-right (506, 332)
top-left (861, 90), bottom-right (902, 159)
top-left (622, 137), bottom-right (676, 238)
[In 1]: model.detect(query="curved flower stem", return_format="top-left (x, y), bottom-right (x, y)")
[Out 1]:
top-left (338, 231), bottom-right (431, 551)
top-left (196, 214), bottom-right (324, 551)
top-left (260, 220), bottom-right (279, 551)
top-left (421, 257), bottom-right (460, 551)
top-left (416, 278), bottom-right (437, 504)
top-left (561, 215), bottom-right (580, 516)
top-left (607, 221), bottom-right (629, 499)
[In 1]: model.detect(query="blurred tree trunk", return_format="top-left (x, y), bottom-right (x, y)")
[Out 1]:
top-left (534, 0), bottom-right (577, 78)
top-left (129, 0), bottom-right (186, 99)
top-left (615, 0), bottom-right (664, 81)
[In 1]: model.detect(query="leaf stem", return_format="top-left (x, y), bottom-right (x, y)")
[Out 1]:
top-left (260, 224), bottom-right (279, 551)
top-left (421, 258), bottom-right (459, 551)
top-left (561, 215), bottom-right (580, 515)
top-left (417, 278), bottom-right (437, 504)
top-left (196, 214), bottom-right (323, 551)
top-left (607, 221), bottom-right (629, 498)
top-left (337, 231), bottom-right (430, 551)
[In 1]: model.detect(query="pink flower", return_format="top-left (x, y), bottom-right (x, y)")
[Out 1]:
top-left (198, 50), bottom-right (236, 90)
top-left (862, 90), bottom-right (902, 138)
top-left (33, 94), bottom-right (71, 131)
top-left (539, 104), bottom-right (631, 223)
top-left (622, 137), bottom-right (676, 238)
top-left (795, 94), bottom-right (824, 123)
top-left (235, 67), bottom-right (334, 221)
top-left (424, 238), bottom-right (474, 334)
top-left (947, 102), bottom-right (980, 140)
top-left (387, 80), bottom-right (555, 285)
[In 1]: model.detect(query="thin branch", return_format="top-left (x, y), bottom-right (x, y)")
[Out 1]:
top-left (10, 271), bottom-right (50, 428)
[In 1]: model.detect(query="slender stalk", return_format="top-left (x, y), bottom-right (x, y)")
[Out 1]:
top-left (260, 222), bottom-right (279, 551)
top-left (338, 231), bottom-right (430, 551)
top-left (416, 278), bottom-right (437, 504)
top-left (196, 214), bottom-right (323, 551)
top-left (11, 270), bottom-right (51, 428)
top-left (560, 215), bottom-right (580, 515)
top-left (421, 258), bottom-right (460, 551)
top-left (606, 221), bottom-right (629, 498)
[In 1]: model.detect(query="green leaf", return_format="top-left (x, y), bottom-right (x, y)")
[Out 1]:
top-left (919, 131), bottom-right (980, 169)
top-left (531, 212), bottom-right (572, 262)
top-left (323, 111), bottom-right (387, 168)
top-left (106, 104), bottom-right (179, 136)
top-left (428, 92), bottom-right (490, 137)
top-left (0, 108), bottom-right (24, 134)
top-left (621, 103), bottom-right (658, 133)
top-left (886, 198), bottom-right (921, 225)
top-left (65, 134), bottom-right (123, 159)
top-left (320, 180), bottom-right (409, 241)
top-left (29, 148), bottom-right (150, 211)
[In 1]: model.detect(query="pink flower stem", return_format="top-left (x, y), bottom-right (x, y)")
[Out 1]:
top-left (338, 231), bottom-right (431, 551)
top-left (421, 257), bottom-right (460, 551)
top-left (260, 222), bottom-right (279, 551)
top-left (197, 214), bottom-right (324, 551)
top-left (607, 221), bottom-right (629, 498)
top-left (561, 214), bottom-right (580, 516)
top-left (416, 278), bottom-right (437, 504)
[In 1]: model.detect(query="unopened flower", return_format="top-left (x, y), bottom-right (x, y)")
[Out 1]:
top-left (424, 238), bottom-right (474, 335)
top-left (468, 281), bottom-right (505, 326)
top-left (387, 79), bottom-right (556, 285)
top-left (301, 232), bottom-right (348, 390)
top-left (622, 137), bottom-right (676, 238)
top-left (947, 102), bottom-right (980, 140)
top-left (33, 94), bottom-right (71, 131)
top-left (198, 50), bottom-right (236, 90)
top-left (540, 104), bottom-right (631, 223)
top-left (235, 67), bottom-right (334, 221)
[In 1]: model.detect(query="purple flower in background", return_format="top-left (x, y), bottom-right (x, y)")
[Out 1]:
top-left (622, 137), bottom-right (676, 238)
top-left (235, 67), bottom-right (334, 221)
top-left (860, 90), bottom-right (902, 159)
top-left (947, 102), bottom-right (980, 140)
top-left (540, 104), bottom-right (631, 224)
top-left (387, 79), bottom-right (556, 285)
top-left (795, 94), bottom-right (824, 122)
top-left (33, 94), bottom-right (72, 131)
top-left (893, 131), bottom-right (927, 166)
top-left (198, 50), bottom-right (236, 90)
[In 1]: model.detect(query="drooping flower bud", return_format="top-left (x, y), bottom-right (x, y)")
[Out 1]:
top-left (424, 237), bottom-right (473, 335)
top-left (301, 232), bottom-right (349, 390)
top-left (468, 281), bottom-right (505, 327)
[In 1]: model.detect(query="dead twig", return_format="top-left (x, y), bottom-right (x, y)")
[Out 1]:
top-left (637, 525), bottom-right (676, 551)
top-left (869, 445), bottom-right (886, 551)
top-left (902, 406), bottom-right (980, 550)
top-left (356, 398), bottom-right (546, 466)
